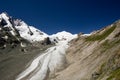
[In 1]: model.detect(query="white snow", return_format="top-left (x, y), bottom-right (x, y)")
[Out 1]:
top-left (0, 13), bottom-right (16, 36)
top-left (50, 31), bottom-right (77, 43)
top-left (0, 13), bottom-right (12, 27)
top-left (81, 33), bottom-right (91, 36)
top-left (0, 12), bottom-right (48, 42)
top-left (15, 21), bottom-right (48, 42)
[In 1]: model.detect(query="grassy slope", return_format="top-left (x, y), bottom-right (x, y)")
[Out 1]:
top-left (85, 25), bottom-right (116, 41)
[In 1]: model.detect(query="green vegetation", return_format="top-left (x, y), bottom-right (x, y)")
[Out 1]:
top-left (96, 63), bottom-right (107, 80)
top-left (99, 63), bottom-right (106, 73)
top-left (85, 25), bottom-right (116, 41)
top-left (115, 39), bottom-right (120, 44)
top-left (101, 39), bottom-right (120, 52)
top-left (101, 40), bottom-right (110, 49)
top-left (107, 68), bottom-right (120, 80)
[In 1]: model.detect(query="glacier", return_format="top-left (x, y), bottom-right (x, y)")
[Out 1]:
top-left (16, 39), bottom-right (77, 80)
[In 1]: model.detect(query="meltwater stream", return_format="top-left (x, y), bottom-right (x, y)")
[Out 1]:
top-left (16, 41), bottom-right (68, 80)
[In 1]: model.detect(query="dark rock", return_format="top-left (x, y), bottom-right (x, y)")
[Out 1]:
top-left (54, 39), bottom-right (58, 43)
top-left (41, 37), bottom-right (51, 45)
top-left (0, 19), bottom-right (7, 26)
top-left (0, 37), bottom-right (6, 47)
top-left (114, 32), bottom-right (120, 38)
top-left (91, 72), bottom-right (100, 80)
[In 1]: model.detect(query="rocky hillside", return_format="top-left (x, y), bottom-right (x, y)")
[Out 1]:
top-left (51, 20), bottom-right (120, 80)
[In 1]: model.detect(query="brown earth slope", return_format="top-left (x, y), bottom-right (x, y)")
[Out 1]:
top-left (52, 20), bottom-right (120, 80)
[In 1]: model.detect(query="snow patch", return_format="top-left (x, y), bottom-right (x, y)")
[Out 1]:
top-left (81, 33), bottom-right (92, 36)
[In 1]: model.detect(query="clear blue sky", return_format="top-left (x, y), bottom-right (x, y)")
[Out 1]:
top-left (0, 0), bottom-right (120, 34)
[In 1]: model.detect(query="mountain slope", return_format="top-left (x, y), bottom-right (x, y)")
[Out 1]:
top-left (14, 19), bottom-right (48, 42)
top-left (51, 20), bottom-right (120, 80)
top-left (0, 12), bottom-right (49, 42)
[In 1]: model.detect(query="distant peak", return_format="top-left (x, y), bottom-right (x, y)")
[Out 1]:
top-left (1, 12), bottom-right (8, 15)
top-left (0, 12), bottom-right (10, 18)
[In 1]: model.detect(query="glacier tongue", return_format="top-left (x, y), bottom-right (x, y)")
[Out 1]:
top-left (16, 40), bottom-right (70, 80)
top-left (16, 32), bottom-right (77, 80)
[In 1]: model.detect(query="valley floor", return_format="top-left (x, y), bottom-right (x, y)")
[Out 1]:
top-left (0, 44), bottom-right (49, 80)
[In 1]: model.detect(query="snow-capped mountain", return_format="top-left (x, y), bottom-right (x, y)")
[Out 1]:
top-left (14, 19), bottom-right (48, 42)
top-left (0, 12), bottom-right (20, 36)
top-left (0, 12), bottom-right (77, 43)
top-left (0, 12), bottom-right (48, 42)
top-left (49, 31), bottom-right (77, 42)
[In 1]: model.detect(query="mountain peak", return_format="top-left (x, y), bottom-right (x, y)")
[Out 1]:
top-left (0, 12), bottom-right (49, 42)
top-left (50, 31), bottom-right (77, 43)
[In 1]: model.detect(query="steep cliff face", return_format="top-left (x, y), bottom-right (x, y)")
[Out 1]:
top-left (52, 20), bottom-right (120, 80)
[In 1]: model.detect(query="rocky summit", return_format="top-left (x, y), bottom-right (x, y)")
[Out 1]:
top-left (0, 12), bottom-right (120, 80)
